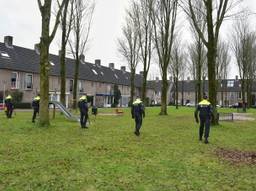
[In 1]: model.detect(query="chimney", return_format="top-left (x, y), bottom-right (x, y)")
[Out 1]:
top-left (79, 54), bottom-right (85, 63)
top-left (156, 77), bottom-right (159, 82)
top-left (235, 75), bottom-right (239, 80)
top-left (34, 43), bottom-right (40, 55)
top-left (121, 66), bottom-right (126, 73)
top-left (95, 59), bottom-right (101, 67)
top-left (140, 71), bottom-right (144, 76)
top-left (187, 77), bottom-right (190, 81)
top-left (4, 36), bottom-right (13, 48)
top-left (109, 63), bottom-right (114, 70)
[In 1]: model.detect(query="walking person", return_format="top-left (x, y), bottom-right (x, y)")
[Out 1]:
top-left (131, 97), bottom-right (145, 136)
top-left (32, 94), bottom-right (40, 123)
top-left (5, 95), bottom-right (14, 118)
top-left (194, 95), bottom-right (212, 144)
top-left (78, 94), bottom-right (88, 128)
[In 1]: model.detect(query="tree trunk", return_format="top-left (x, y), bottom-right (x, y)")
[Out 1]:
top-left (60, 49), bottom-right (66, 106)
top-left (246, 79), bottom-right (252, 108)
top-left (39, 42), bottom-right (50, 127)
top-left (60, 0), bottom-right (69, 106)
top-left (207, 44), bottom-right (218, 124)
top-left (160, 72), bottom-right (168, 115)
top-left (73, 53), bottom-right (79, 109)
top-left (38, 2), bottom-right (51, 127)
top-left (141, 71), bottom-right (148, 103)
top-left (130, 69), bottom-right (135, 105)
top-left (181, 80), bottom-right (184, 106)
top-left (175, 77), bottom-right (178, 109)
top-left (241, 79), bottom-right (246, 112)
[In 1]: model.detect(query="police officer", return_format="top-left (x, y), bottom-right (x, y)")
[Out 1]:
top-left (78, 94), bottom-right (88, 128)
top-left (5, 95), bottom-right (14, 118)
top-left (194, 95), bottom-right (212, 144)
top-left (131, 97), bottom-right (145, 136)
top-left (32, 94), bottom-right (40, 123)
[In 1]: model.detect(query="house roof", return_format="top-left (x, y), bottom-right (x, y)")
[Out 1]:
top-left (0, 42), bottom-right (146, 88)
top-left (173, 79), bottom-right (256, 92)
top-left (147, 80), bottom-right (172, 91)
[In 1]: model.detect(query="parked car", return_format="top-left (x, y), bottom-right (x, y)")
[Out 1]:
top-left (229, 103), bottom-right (239, 108)
top-left (0, 103), bottom-right (5, 110)
top-left (185, 103), bottom-right (195, 107)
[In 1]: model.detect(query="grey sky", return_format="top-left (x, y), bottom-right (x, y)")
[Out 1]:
top-left (0, 0), bottom-right (256, 79)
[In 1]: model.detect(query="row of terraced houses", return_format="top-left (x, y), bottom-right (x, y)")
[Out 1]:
top-left (1, 36), bottom-right (255, 108)
top-left (0, 36), bottom-right (167, 108)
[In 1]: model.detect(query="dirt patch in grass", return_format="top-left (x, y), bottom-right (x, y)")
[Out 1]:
top-left (216, 148), bottom-right (256, 165)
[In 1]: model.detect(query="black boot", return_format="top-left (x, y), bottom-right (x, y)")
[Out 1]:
top-left (204, 138), bottom-right (209, 144)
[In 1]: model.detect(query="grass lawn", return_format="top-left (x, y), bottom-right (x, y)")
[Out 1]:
top-left (0, 107), bottom-right (255, 190)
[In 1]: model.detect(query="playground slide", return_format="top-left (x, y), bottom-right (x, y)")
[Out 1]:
top-left (49, 101), bottom-right (79, 122)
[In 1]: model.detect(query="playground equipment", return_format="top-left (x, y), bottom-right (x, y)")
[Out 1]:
top-left (49, 101), bottom-right (79, 122)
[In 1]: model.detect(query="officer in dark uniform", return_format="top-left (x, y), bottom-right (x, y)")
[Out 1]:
top-left (131, 97), bottom-right (145, 136)
top-left (78, 95), bottom-right (88, 128)
top-left (194, 95), bottom-right (212, 144)
top-left (5, 95), bottom-right (14, 118)
top-left (32, 94), bottom-right (40, 123)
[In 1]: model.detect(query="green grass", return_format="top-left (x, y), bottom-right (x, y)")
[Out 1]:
top-left (0, 107), bottom-right (255, 190)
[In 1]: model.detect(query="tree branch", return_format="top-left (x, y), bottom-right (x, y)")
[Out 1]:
top-left (50, 0), bottom-right (67, 42)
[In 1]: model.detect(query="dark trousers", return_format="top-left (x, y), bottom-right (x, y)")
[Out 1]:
top-left (32, 109), bottom-right (39, 122)
top-left (135, 115), bottom-right (143, 133)
top-left (80, 112), bottom-right (88, 128)
top-left (199, 117), bottom-right (210, 139)
top-left (6, 109), bottom-right (13, 118)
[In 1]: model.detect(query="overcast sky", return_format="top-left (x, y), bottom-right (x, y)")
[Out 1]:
top-left (0, 0), bottom-right (256, 79)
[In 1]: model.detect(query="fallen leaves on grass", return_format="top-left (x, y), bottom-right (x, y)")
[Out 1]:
top-left (216, 148), bottom-right (256, 165)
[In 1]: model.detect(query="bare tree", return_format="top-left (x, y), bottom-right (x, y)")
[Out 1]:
top-left (59, 0), bottom-right (74, 106)
top-left (118, 4), bottom-right (140, 104)
top-left (132, 0), bottom-right (154, 103)
top-left (169, 39), bottom-right (186, 109)
top-left (69, 0), bottom-right (95, 109)
top-left (186, 0), bottom-right (207, 104)
top-left (150, 0), bottom-right (178, 115)
top-left (216, 40), bottom-right (230, 80)
top-left (37, 0), bottom-right (67, 126)
top-left (188, 41), bottom-right (207, 104)
top-left (231, 18), bottom-right (256, 110)
top-left (216, 40), bottom-right (230, 106)
top-left (182, 0), bottom-right (241, 124)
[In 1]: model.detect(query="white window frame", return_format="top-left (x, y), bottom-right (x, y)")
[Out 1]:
top-left (78, 80), bottom-right (83, 92)
top-left (11, 72), bottom-right (19, 89)
top-left (227, 80), bottom-right (234, 87)
top-left (0, 51), bottom-right (10, 58)
top-left (25, 73), bottom-right (33, 90)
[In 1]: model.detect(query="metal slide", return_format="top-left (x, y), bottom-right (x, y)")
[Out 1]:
top-left (49, 101), bottom-right (79, 122)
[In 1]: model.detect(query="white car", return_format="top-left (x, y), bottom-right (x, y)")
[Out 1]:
top-left (185, 103), bottom-right (195, 107)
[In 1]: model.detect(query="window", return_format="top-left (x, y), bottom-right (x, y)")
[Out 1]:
top-left (78, 80), bottom-right (83, 92)
top-left (92, 69), bottom-right (98, 75)
top-left (11, 72), bottom-right (19, 89)
top-left (101, 71), bottom-right (104, 76)
top-left (0, 51), bottom-right (10, 58)
top-left (227, 80), bottom-right (234, 87)
top-left (69, 79), bottom-right (74, 92)
top-left (25, 74), bottom-right (33, 89)
top-left (50, 61), bottom-right (55, 66)
top-left (114, 74), bottom-right (119, 79)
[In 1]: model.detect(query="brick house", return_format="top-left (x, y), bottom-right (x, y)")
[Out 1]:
top-left (0, 36), bottom-right (160, 107)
